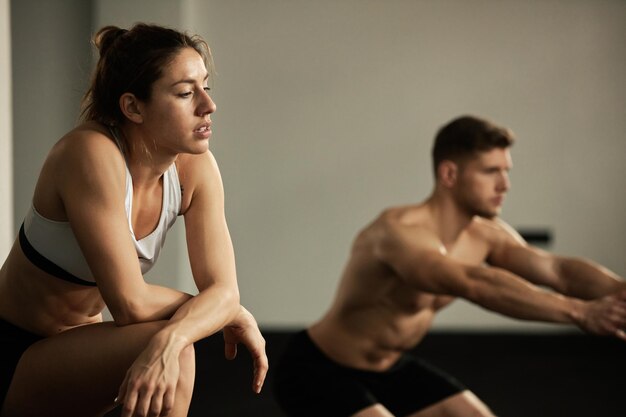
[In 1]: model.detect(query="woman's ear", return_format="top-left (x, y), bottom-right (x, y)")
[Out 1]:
top-left (119, 93), bottom-right (143, 124)
top-left (438, 160), bottom-right (458, 188)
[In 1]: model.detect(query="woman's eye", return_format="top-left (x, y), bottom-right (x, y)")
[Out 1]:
top-left (179, 92), bottom-right (193, 98)
top-left (203, 87), bottom-right (211, 94)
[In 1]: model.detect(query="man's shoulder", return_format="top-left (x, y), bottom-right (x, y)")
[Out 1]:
top-left (361, 204), bottom-right (437, 247)
top-left (354, 206), bottom-right (443, 267)
top-left (375, 203), bottom-right (429, 224)
top-left (468, 216), bottom-right (525, 245)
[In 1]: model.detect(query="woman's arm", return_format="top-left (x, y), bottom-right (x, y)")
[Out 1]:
top-left (161, 150), bottom-right (241, 344)
top-left (113, 151), bottom-right (255, 411)
top-left (54, 128), bottom-right (193, 324)
top-left (171, 151), bottom-right (267, 392)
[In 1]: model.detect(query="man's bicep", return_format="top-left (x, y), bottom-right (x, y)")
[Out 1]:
top-left (488, 240), bottom-right (560, 289)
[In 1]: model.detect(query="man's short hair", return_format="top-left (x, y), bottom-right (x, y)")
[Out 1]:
top-left (432, 115), bottom-right (515, 176)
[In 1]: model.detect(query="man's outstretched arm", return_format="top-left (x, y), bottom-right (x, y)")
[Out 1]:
top-left (486, 221), bottom-right (625, 299)
top-left (376, 221), bottom-right (626, 340)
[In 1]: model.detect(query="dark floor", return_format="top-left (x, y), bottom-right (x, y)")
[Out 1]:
top-left (108, 329), bottom-right (626, 417)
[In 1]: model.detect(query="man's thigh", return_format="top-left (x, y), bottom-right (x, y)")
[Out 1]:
top-left (360, 355), bottom-right (467, 416)
top-left (408, 391), bottom-right (497, 417)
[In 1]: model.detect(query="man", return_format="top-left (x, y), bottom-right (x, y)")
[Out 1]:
top-left (273, 115), bottom-right (626, 417)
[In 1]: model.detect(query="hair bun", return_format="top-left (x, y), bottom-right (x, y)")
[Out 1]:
top-left (93, 25), bottom-right (128, 57)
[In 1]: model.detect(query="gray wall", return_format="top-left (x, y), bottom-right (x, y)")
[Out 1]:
top-left (9, 0), bottom-right (626, 330)
top-left (1, 0), bottom-right (12, 257)
top-left (10, 0), bottom-right (93, 231)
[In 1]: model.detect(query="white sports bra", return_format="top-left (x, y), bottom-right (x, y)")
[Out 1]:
top-left (19, 128), bottom-right (182, 286)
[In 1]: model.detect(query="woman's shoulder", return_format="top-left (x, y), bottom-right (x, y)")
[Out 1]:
top-left (32, 123), bottom-right (127, 218)
top-left (47, 122), bottom-right (125, 167)
top-left (176, 150), bottom-right (221, 182)
top-left (176, 150), bottom-right (223, 215)
top-left (54, 121), bottom-right (119, 152)
top-left (176, 149), bottom-right (218, 168)
top-left (41, 122), bottom-right (127, 187)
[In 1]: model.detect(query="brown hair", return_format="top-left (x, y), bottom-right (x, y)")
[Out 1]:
top-left (431, 115), bottom-right (515, 175)
top-left (80, 23), bottom-right (213, 126)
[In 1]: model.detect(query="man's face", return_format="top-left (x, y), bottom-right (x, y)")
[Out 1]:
top-left (453, 148), bottom-right (512, 219)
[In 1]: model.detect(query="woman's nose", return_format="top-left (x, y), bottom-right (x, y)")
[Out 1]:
top-left (197, 90), bottom-right (216, 116)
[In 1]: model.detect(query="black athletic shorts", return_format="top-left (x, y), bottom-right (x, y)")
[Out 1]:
top-left (273, 330), bottom-right (466, 417)
top-left (0, 318), bottom-right (43, 407)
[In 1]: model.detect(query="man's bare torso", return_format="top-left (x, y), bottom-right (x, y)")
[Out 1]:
top-left (308, 203), bottom-right (501, 371)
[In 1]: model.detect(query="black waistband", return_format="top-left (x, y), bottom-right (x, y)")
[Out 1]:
top-left (19, 223), bottom-right (97, 287)
top-left (0, 317), bottom-right (43, 341)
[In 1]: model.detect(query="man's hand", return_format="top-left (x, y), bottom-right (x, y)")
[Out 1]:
top-left (577, 290), bottom-right (626, 341)
top-left (222, 305), bottom-right (269, 393)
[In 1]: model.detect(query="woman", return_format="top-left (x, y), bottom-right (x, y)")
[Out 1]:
top-left (0, 23), bottom-right (267, 417)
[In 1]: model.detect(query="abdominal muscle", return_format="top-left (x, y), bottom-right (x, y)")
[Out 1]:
top-left (309, 296), bottom-right (441, 372)
top-left (0, 239), bottom-right (105, 337)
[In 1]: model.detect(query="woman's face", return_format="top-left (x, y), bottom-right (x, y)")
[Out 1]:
top-left (137, 47), bottom-right (216, 157)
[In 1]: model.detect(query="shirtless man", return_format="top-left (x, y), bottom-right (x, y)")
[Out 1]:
top-left (273, 115), bottom-right (626, 417)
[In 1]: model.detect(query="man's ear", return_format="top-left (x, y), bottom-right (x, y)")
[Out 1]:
top-left (438, 160), bottom-right (458, 188)
top-left (119, 93), bottom-right (143, 124)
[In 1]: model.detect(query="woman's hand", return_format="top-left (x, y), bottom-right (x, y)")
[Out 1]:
top-left (116, 335), bottom-right (185, 417)
top-left (222, 305), bottom-right (269, 393)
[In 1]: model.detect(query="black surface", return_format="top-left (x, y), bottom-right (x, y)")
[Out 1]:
top-left (517, 228), bottom-right (553, 245)
top-left (106, 329), bottom-right (626, 417)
